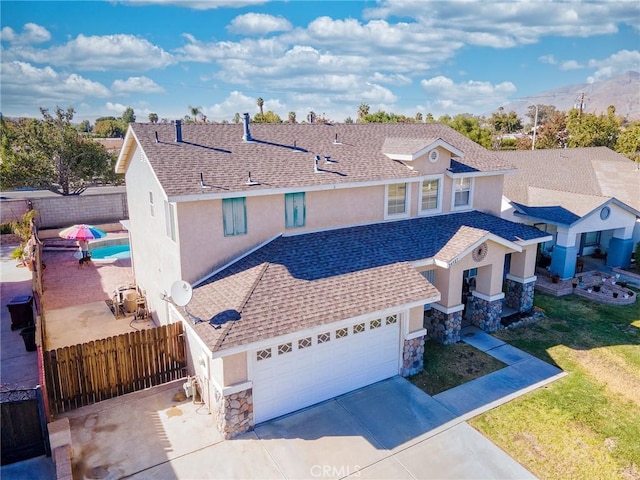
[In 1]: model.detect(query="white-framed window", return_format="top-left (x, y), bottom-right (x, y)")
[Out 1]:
top-left (420, 176), bottom-right (443, 214)
top-left (386, 183), bottom-right (409, 218)
top-left (452, 177), bottom-right (473, 210)
top-left (164, 201), bottom-right (176, 242)
top-left (285, 192), bottom-right (305, 229)
top-left (149, 191), bottom-right (154, 217)
top-left (222, 197), bottom-right (247, 236)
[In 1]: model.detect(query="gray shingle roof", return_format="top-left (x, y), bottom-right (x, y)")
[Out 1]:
top-left (498, 147), bottom-right (640, 213)
top-left (183, 211), bottom-right (547, 353)
top-left (126, 123), bottom-right (514, 199)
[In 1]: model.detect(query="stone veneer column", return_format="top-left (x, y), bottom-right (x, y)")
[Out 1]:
top-left (214, 383), bottom-right (253, 439)
top-left (505, 274), bottom-right (536, 312)
top-left (427, 304), bottom-right (463, 345)
top-left (401, 329), bottom-right (427, 376)
top-left (469, 292), bottom-right (503, 332)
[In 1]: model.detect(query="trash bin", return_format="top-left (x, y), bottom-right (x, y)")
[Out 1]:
top-left (20, 326), bottom-right (37, 352)
top-left (7, 295), bottom-right (34, 330)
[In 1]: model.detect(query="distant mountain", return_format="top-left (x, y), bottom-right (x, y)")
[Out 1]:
top-left (495, 71), bottom-right (640, 122)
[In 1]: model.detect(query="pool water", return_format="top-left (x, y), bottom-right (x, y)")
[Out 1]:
top-left (90, 244), bottom-right (131, 260)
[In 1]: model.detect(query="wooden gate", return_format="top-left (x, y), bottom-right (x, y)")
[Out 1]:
top-left (43, 323), bottom-right (186, 415)
top-left (1, 387), bottom-right (50, 465)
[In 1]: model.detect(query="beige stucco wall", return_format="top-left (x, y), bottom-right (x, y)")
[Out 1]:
top-left (473, 176), bottom-right (505, 216)
top-left (508, 244), bottom-right (538, 278)
top-left (125, 145), bottom-right (182, 325)
top-left (223, 352), bottom-right (248, 386)
top-left (408, 305), bottom-right (425, 332)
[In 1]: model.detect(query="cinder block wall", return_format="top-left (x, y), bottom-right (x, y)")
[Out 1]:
top-left (0, 192), bottom-right (128, 229)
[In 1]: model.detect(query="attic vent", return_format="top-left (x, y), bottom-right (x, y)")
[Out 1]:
top-left (245, 172), bottom-right (259, 186)
top-left (429, 150), bottom-right (439, 163)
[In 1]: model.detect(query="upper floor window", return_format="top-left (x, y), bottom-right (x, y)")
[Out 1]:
top-left (164, 201), bottom-right (176, 242)
top-left (285, 192), bottom-right (305, 229)
top-left (386, 183), bottom-right (408, 217)
top-left (420, 177), bottom-right (442, 214)
top-left (453, 177), bottom-right (472, 209)
top-left (223, 197), bottom-right (247, 236)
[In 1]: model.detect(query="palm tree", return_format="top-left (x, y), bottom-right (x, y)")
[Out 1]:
top-left (257, 97), bottom-right (264, 115)
top-left (288, 111), bottom-right (296, 124)
top-left (188, 106), bottom-right (202, 123)
top-left (358, 103), bottom-right (370, 121)
top-left (148, 113), bottom-right (158, 124)
top-left (233, 113), bottom-right (241, 124)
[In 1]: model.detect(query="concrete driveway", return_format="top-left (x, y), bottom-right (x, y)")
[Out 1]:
top-left (63, 377), bottom-right (536, 480)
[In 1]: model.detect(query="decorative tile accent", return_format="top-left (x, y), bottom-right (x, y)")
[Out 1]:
top-left (386, 314), bottom-right (398, 325)
top-left (370, 319), bottom-right (381, 329)
top-left (277, 342), bottom-right (292, 354)
top-left (353, 322), bottom-right (365, 334)
top-left (298, 337), bottom-right (312, 349)
top-left (336, 327), bottom-right (348, 339)
top-left (256, 348), bottom-right (271, 361)
top-left (317, 332), bottom-right (330, 344)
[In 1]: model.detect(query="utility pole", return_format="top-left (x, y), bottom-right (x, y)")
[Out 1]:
top-left (575, 93), bottom-right (586, 116)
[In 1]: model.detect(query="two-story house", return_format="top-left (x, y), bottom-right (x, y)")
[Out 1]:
top-left (116, 116), bottom-right (550, 438)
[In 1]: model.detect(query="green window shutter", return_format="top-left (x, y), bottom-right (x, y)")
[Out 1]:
top-left (285, 193), bottom-right (305, 228)
top-left (223, 198), bottom-right (247, 236)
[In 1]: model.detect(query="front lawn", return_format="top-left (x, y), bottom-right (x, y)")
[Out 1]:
top-left (470, 293), bottom-right (640, 480)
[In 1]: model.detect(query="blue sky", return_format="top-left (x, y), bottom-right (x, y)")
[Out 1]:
top-left (1, 0), bottom-right (638, 124)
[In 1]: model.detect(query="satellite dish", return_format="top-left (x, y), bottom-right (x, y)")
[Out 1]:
top-left (170, 280), bottom-right (193, 307)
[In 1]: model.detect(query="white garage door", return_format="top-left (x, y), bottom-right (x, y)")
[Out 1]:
top-left (251, 314), bottom-right (401, 424)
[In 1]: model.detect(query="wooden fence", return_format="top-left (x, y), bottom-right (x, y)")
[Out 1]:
top-left (43, 323), bottom-right (186, 415)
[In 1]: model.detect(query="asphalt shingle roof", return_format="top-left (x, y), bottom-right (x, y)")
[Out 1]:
top-left (498, 147), bottom-right (640, 215)
top-left (183, 211), bottom-right (548, 353)
top-left (127, 123), bottom-right (514, 199)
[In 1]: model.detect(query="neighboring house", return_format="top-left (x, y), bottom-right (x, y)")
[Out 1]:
top-left (116, 116), bottom-right (550, 438)
top-left (498, 147), bottom-right (640, 279)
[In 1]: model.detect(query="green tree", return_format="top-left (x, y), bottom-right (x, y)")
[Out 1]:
top-left (357, 103), bottom-right (370, 122)
top-left (148, 113), bottom-right (159, 124)
top-left (189, 105), bottom-right (203, 123)
top-left (0, 107), bottom-right (112, 195)
top-left (344, 116), bottom-right (354, 124)
top-left (257, 97), bottom-right (264, 115)
top-left (93, 118), bottom-right (125, 138)
top-left (77, 119), bottom-right (92, 133)
top-left (527, 104), bottom-right (556, 127)
top-left (121, 107), bottom-right (135, 124)
top-left (288, 111), bottom-right (297, 124)
top-left (415, 112), bottom-right (423, 122)
top-left (535, 111), bottom-right (568, 149)
top-left (489, 107), bottom-right (522, 134)
top-left (438, 114), bottom-right (492, 148)
top-left (233, 113), bottom-right (241, 124)
top-left (566, 106), bottom-right (620, 149)
top-left (616, 121), bottom-right (640, 162)
top-left (253, 111), bottom-right (282, 123)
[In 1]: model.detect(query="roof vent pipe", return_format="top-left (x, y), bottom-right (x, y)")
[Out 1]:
top-left (333, 133), bottom-right (339, 144)
top-left (314, 155), bottom-right (320, 173)
top-left (324, 155), bottom-right (335, 164)
top-left (242, 113), bottom-right (252, 142)
top-left (155, 131), bottom-right (159, 143)
top-left (175, 119), bottom-right (182, 143)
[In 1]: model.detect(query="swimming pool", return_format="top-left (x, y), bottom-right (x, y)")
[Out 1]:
top-left (90, 244), bottom-right (131, 260)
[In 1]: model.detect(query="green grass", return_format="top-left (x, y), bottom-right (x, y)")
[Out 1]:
top-left (409, 341), bottom-right (506, 395)
top-left (469, 292), bottom-right (640, 480)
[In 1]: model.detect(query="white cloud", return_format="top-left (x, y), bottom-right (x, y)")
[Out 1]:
top-left (111, 76), bottom-right (165, 94)
top-left (587, 49), bottom-right (640, 82)
top-left (369, 72), bottom-right (412, 86)
top-left (7, 34), bottom-right (175, 71)
top-left (227, 13), bottom-right (292, 35)
top-left (0, 23), bottom-right (51, 45)
top-left (0, 61), bottom-right (110, 113)
top-left (559, 60), bottom-right (583, 71)
top-left (539, 54), bottom-right (557, 65)
top-left (420, 75), bottom-right (517, 116)
top-left (117, 0), bottom-right (267, 9)
top-left (105, 102), bottom-right (131, 115)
